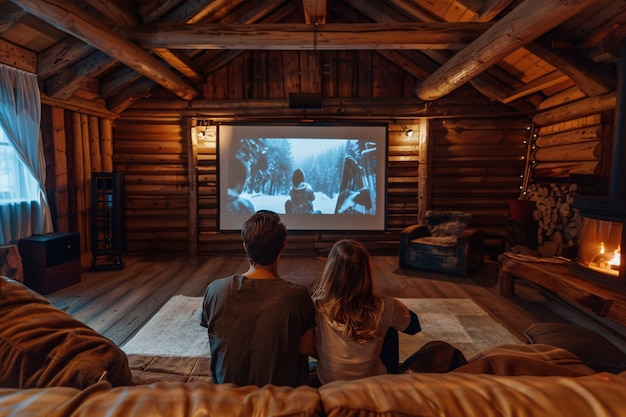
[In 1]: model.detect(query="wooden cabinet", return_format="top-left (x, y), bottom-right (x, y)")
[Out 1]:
top-left (91, 172), bottom-right (124, 270)
top-left (18, 232), bottom-right (81, 295)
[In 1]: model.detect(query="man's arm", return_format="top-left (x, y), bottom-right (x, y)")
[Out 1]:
top-left (299, 328), bottom-right (316, 357)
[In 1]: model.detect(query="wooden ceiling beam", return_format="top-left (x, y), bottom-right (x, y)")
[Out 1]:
top-left (468, 0), bottom-right (514, 22)
top-left (106, 0), bottom-right (295, 112)
top-left (40, 92), bottom-right (119, 119)
top-left (10, 0), bottom-right (198, 100)
top-left (500, 71), bottom-right (570, 104)
top-left (44, 50), bottom-right (115, 99)
top-left (153, 48), bottom-right (205, 83)
top-left (524, 40), bottom-right (616, 96)
top-left (413, 0), bottom-right (602, 101)
top-left (38, 36), bottom-right (96, 79)
top-left (82, 0), bottom-right (140, 26)
top-left (0, 2), bottom-right (29, 33)
top-left (0, 37), bottom-right (36, 72)
top-left (107, 77), bottom-right (161, 114)
top-left (371, 0), bottom-right (439, 23)
top-left (343, 0), bottom-right (531, 112)
top-left (122, 22), bottom-right (490, 50)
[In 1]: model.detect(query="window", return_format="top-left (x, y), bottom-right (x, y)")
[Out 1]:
top-left (0, 126), bottom-right (39, 203)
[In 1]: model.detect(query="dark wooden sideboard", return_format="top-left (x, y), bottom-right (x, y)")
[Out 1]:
top-left (18, 232), bottom-right (81, 295)
top-left (498, 255), bottom-right (626, 327)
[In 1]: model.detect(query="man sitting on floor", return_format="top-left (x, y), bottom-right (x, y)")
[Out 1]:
top-left (200, 210), bottom-right (316, 387)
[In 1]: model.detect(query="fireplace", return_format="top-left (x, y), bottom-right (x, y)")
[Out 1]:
top-left (573, 196), bottom-right (626, 287)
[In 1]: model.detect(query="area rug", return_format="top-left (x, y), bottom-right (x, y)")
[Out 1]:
top-left (397, 298), bottom-right (522, 360)
top-left (122, 295), bottom-right (210, 357)
top-left (121, 295), bottom-right (522, 361)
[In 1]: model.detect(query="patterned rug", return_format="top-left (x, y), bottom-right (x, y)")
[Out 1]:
top-left (121, 295), bottom-right (522, 361)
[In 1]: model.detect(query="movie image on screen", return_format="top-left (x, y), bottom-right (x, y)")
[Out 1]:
top-left (218, 123), bottom-right (387, 231)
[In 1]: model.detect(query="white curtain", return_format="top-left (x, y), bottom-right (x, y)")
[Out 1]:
top-left (0, 63), bottom-right (53, 244)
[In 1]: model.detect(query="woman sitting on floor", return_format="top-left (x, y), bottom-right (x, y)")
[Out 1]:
top-left (310, 239), bottom-right (467, 384)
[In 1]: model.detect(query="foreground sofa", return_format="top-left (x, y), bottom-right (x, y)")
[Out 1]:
top-left (1, 275), bottom-right (625, 417)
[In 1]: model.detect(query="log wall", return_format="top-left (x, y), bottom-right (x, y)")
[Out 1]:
top-left (111, 116), bottom-right (426, 255)
top-left (107, 112), bottom-right (531, 256)
top-left (40, 101), bottom-right (538, 258)
top-left (36, 45), bottom-right (614, 260)
top-left (40, 105), bottom-right (115, 257)
top-left (429, 117), bottom-right (531, 248)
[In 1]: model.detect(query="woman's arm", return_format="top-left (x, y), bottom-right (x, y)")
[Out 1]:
top-left (403, 310), bottom-right (421, 335)
top-left (391, 299), bottom-right (421, 335)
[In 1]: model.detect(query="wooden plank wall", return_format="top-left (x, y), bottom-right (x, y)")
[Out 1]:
top-left (429, 117), bottom-right (531, 244)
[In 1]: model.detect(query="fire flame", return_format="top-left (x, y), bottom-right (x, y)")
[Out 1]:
top-left (598, 242), bottom-right (621, 271)
top-left (609, 245), bottom-right (621, 270)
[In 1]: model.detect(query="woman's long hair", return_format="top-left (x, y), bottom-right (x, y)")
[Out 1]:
top-left (311, 239), bottom-right (382, 343)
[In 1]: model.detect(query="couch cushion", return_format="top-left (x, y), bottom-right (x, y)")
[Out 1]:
top-left (0, 380), bottom-right (322, 417)
top-left (454, 343), bottom-right (596, 376)
top-left (0, 276), bottom-right (132, 389)
top-left (319, 371), bottom-right (626, 417)
top-left (524, 322), bottom-right (626, 374)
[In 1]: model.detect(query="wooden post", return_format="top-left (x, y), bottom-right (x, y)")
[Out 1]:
top-left (417, 120), bottom-right (432, 224)
top-left (81, 114), bottom-right (93, 253)
top-left (88, 115), bottom-right (102, 172)
top-left (51, 107), bottom-right (70, 231)
top-left (72, 112), bottom-right (86, 251)
top-left (187, 118), bottom-right (198, 255)
top-left (100, 118), bottom-right (114, 172)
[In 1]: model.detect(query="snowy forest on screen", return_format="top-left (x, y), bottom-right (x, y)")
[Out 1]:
top-left (233, 137), bottom-right (373, 215)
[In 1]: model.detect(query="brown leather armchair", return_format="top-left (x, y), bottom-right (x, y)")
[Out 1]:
top-left (399, 210), bottom-right (484, 276)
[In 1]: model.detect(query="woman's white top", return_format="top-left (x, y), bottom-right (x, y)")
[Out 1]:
top-left (314, 296), bottom-right (410, 384)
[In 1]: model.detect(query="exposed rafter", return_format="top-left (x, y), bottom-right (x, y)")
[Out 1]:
top-left (10, 0), bottom-right (198, 100)
top-left (122, 22), bottom-right (491, 50)
top-left (413, 0), bottom-right (602, 101)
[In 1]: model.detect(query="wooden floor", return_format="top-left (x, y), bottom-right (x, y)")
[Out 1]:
top-left (46, 254), bottom-right (626, 351)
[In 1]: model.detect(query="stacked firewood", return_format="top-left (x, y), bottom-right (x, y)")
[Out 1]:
top-left (524, 182), bottom-right (582, 256)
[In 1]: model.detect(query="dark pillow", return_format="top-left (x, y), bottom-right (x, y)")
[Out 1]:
top-left (524, 322), bottom-right (626, 374)
top-left (0, 276), bottom-right (132, 388)
top-left (426, 211), bottom-right (471, 238)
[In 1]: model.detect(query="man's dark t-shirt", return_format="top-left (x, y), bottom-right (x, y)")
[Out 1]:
top-left (201, 275), bottom-right (315, 387)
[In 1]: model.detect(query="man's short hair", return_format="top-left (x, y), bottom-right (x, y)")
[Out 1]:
top-left (241, 210), bottom-right (287, 266)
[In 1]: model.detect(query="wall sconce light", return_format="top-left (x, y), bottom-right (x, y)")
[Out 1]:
top-left (406, 129), bottom-right (413, 138)
top-left (196, 120), bottom-right (210, 138)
